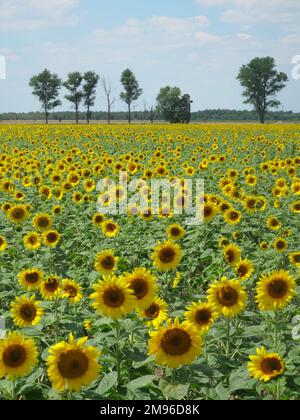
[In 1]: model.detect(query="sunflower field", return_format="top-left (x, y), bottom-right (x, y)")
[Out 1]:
top-left (0, 123), bottom-right (299, 401)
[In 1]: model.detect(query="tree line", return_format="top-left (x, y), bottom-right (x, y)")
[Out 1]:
top-left (12, 57), bottom-right (291, 124)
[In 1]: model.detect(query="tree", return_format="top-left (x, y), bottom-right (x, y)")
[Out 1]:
top-left (237, 57), bottom-right (288, 124)
top-left (120, 69), bottom-right (143, 124)
top-left (29, 69), bottom-right (61, 124)
top-left (82, 71), bottom-right (99, 124)
top-left (102, 77), bottom-right (116, 124)
top-left (156, 86), bottom-right (192, 123)
top-left (63, 72), bottom-right (83, 124)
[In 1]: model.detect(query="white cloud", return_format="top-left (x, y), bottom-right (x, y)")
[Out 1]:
top-left (195, 0), bottom-right (300, 29)
top-left (195, 32), bottom-right (222, 43)
top-left (0, 0), bottom-right (80, 31)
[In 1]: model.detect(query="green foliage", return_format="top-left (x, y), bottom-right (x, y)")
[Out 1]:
top-left (63, 72), bottom-right (83, 124)
top-left (156, 86), bottom-right (192, 123)
top-left (237, 57), bottom-right (288, 124)
top-left (120, 69), bottom-right (143, 123)
top-left (28, 69), bottom-right (62, 124)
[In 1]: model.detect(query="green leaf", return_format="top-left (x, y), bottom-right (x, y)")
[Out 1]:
top-left (96, 372), bottom-right (118, 396)
top-left (127, 375), bottom-right (155, 391)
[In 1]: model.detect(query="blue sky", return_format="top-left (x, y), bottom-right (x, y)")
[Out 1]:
top-left (1, 0), bottom-right (300, 113)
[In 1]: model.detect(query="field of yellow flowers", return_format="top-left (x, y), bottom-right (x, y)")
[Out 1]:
top-left (0, 123), bottom-right (299, 401)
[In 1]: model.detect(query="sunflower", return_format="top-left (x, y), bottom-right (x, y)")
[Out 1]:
top-left (18, 268), bottom-right (44, 291)
top-left (90, 275), bottom-right (136, 319)
top-left (40, 276), bottom-right (61, 300)
top-left (139, 296), bottom-right (168, 329)
top-left (83, 320), bottom-right (92, 334)
top-left (235, 259), bottom-right (255, 281)
top-left (290, 201), bottom-right (300, 213)
top-left (8, 204), bottom-right (28, 224)
top-left (23, 231), bottom-right (41, 251)
top-left (289, 251), bottom-right (300, 267)
top-left (248, 347), bottom-right (284, 382)
top-left (60, 279), bottom-right (83, 304)
top-left (101, 220), bottom-right (120, 238)
top-left (274, 237), bottom-right (288, 253)
top-left (203, 203), bottom-right (218, 223)
top-left (207, 277), bottom-right (247, 317)
top-left (122, 267), bottom-right (157, 310)
top-left (11, 295), bottom-right (43, 328)
top-left (266, 216), bottom-right (281, 231)
top-left (151, 240), bottom-right (182, 272)
top-left (0, 235), bottom-right (7, 253)
top-left (256, 270), bottom-right (296, 311)
top-left (166, 224), bottom-right (185, 241)
top-left (92, 213), bottom-right (105, 227)
top-left (43, 230), bottom-right (61, 247)
top-left (0, 332), bottom-right (38, 379)
top-left (184, 301), bottom-right (218, 334)
top-left (224, 209), bottom-right (241, 225)
top-left (148, 318), bottom-right (203, 369)
top-left (223, 244), bottom-right (241, 266)
top-left (47, 334), bottom-right (101, 392)
top-left (33, 213), bottom-right (53, 231)
top-left (94, 250), bottom-right (118, 275)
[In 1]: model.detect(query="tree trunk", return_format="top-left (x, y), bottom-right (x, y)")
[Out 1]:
top-left (87, 106), bottom-right (90, 124)
top-left (260, 111), bottom-right (265, 124)
top-left (108, 103), bottom-right (110, 124)
top-left (128, 104), bottom-right (131, 124)
top-left (76, 104), bottom-right (79, 124)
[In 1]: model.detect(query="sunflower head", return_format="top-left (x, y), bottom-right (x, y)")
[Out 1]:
top-left (94, 250), bottom-right (119, 275)
top-left (122, 267), bottom-right (157, 310)
top-left (151, 240), bottom-right (182, 272)
top-left (148, 318), bottom-right (203, 368)
top-left (207, 277), bottom-right (247, 317)
top-left (11, 295), bottom-right (43, 328)
top-left (223, 244), bottom-right (241, 266)
top-left (248, 347), bottom-right (284, 382)
top-left (185, 301), bottom-right (218, 334)
top-left (43, 230), bottom-right (61, 248)
top-left (90, 275), bottom-right (136, 319)
top-left (47, 334), bottom-right (101, 392)
top-left (18, 268), bottom-right (44, 290)
top-left (61, 279), bottom-right (83, 304)
top-left (0, 332), bottom-right (38, 379)
top-left (23, 231), bottom-right (41, 251)
top-left (235, 259), bottom-right (255, 281)
top-left (33, 213), bottom-right (53, 231)
top-left (139, 297), bottom-right (168, 329)
top-left (40, 276), bottom-right (61, 300)
top-left (256, 270), bottom-right (296, 311)
top-left (8, 204), bottom-right (29, 224)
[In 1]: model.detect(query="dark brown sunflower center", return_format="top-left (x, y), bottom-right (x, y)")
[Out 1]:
top-left (58, 350), bottom-right (89, 379)
top-left (45, 279), bottom-right (59, 292)
top-left (3, 345), bottom-right (26, 367)
top-left (267, 279), bottom-right (288, 299)
top-left (217, 286), bottom-right (239, 307)
top-left (101, 256), bottom-right (115, 270)
top-left (276, 241), bottom-right (286, 250)
top-left (230, 211), bottom-right (239, 220)
top-left (130, 278), bottom-right (149, 299)
top-left (204, 206), bottom-right (213, 217)
top-left (20, 304), bottom-right (37, 322)
top-left (106, 223), bottom-right (116, 232)
top-left (294, 203), bottom-right (300, 211)
top-left (145, 304), bottom-right (160, 319)
top-left (159, 247), bottom-right (175, 264)
top-left (37, 217), bottom-right (50, 228)
top-left (170, 227), bottom-right (181, 237)
top-left (95, 216), bottom-right (103, 224)
top-left (247, 199), bottom-right (256, 208)
top-left (103, 288), bottom-right (125, 308)
top-left (270, 219), bottom-right (279, 227)
top-left (46, 232), bottom-right (58, 243)
top-left (237, 264), bottom-right (248, 277)
top-left (292, 254), bottom-right (300, 263)
top-left (261, 357), bottom-right (282, 375)
top-left (225, 250), bottom-right (236, 263)
top-left (161, 329), bottom-right (192, 356)
top-left (25, 272), bottom-right (39, 284)
top-left (12, 208), bottom-right (25, 219)
top-left (0, 238), bottom-right (3, 246)
top-left (29, 236), bottom-right (38, 245)
top-left (64, 285), bottom-right (77, 298)
top-left (195, 309), bottom-right (212, 325)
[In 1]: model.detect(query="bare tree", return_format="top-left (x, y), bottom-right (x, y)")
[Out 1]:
top-left (102, 77), bottom-right (116, 124)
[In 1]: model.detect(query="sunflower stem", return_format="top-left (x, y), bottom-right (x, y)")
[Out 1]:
top-left (225, 318), bottom-right (231, 358)
top-left (171, 369), bottom-right (176, 385)
top-left (274, 310), bottom-right (279, 352)
top-left (275, 378), bottom-right (281, 401)
top-left (115, 320), bottom-right (122, 386)
top-left (10, 379), bottom-right (17, 400)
